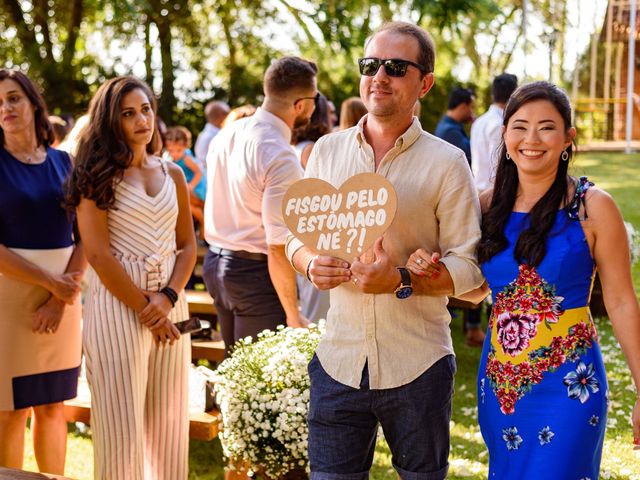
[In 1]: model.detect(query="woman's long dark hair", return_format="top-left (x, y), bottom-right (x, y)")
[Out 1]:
top-left (0, 70), bottom-right (54, 147)
top-left (291, 92), bottom-right (331, 144)
top-left (477, 81), bottom-right (575, 267)
top-left (65, 76), bottom-right (162, 210)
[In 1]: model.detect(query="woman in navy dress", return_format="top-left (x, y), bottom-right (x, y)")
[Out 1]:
top-left (408, 81), bottom-right (640, 478)
top-left (0, 70), bottom-right (85, 474)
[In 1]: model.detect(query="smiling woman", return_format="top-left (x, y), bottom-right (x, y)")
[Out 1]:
top-left (470, 81), bottom-right (640, 479)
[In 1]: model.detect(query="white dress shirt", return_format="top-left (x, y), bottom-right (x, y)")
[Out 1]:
top-left (204, 107), bottom-right (303, 254)
top-left (194, 123), bottom-right (221, 168)
top-left (470, 104), bottom-right (504, 192)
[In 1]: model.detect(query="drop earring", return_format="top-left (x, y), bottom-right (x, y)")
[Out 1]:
top-left (561, 150), bottom-right (569, 162)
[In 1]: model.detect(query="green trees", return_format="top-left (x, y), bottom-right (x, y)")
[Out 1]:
top-left (0, 0), bottom-right (545, 128)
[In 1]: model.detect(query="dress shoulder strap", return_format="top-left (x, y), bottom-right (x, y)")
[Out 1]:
top-left (160, 158), bottom-right (169, 176)
top-left (566, 176), bottom-right (594, 220)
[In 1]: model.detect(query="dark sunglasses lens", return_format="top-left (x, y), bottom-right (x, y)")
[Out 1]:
top-left (384, 60), bottom-right (408, 77)
top-left (359, 58), bottom-right (381, 76)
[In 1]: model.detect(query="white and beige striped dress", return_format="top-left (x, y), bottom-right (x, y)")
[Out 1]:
top-left (83, 162), bottom-right (190, 480)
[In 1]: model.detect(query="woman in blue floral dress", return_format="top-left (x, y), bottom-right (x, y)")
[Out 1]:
top-left (408, 81), bottom-right (640, 479)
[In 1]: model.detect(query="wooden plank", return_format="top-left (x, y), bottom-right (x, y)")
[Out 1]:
top-left (188, 410), bottom-right (221, 441)
top-left (63, 400), bottom-right (220, 441)
top-left (0, 467), bottom-right (71, 480)
top-left (186, 289), bottom-right (217, 316)
top-left (191, 340), bottom-right (225, 363)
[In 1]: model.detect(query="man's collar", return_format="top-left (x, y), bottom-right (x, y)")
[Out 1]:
top-left (253, 107), bottom-right (292, 142)
top-left (489, 104), bottom-right (504, 115)
top-left (204, 123), bottom-right (220, 134)
top-left (356, 114), bottom-right (423, 153)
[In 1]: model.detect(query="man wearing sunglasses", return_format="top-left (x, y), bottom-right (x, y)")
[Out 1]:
top-left (203, 57), bottom-right (316, 356)
top-left (287, 22), bottom-right (483, 479)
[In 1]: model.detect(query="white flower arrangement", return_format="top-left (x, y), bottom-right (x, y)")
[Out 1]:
top-left (213, 322), bottom-right (324, 478)
top-left (624, 221), bottom-right (640, 266)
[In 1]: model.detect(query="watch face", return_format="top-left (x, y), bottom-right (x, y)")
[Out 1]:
top-left (395, 286), bottom-right (413, 299)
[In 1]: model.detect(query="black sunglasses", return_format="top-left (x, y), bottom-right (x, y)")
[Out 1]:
top-left (358, 57), bottom-right (427, 77)
top-left (294, 92), bottom-right (320, 105)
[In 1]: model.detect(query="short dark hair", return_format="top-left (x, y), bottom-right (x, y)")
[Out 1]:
top-left (0, 70), bottom-right (54, 147)
top-left (447, 87), bottom-right (474, 109)
top-left (264, 57), bottom-right (317, 98)
top-left (371, 22), bottom-right (436, 74)
top-left (492, 73), bottom-right (518, 104)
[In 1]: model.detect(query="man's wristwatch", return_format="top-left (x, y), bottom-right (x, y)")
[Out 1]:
top-left (394, 267), bottom-right (413, 299)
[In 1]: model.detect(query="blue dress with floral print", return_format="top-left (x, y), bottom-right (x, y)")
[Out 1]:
top-left (478, 178), bottom-right (608, 480)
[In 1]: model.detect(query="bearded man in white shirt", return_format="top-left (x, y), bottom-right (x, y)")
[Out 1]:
top-left (287, 22), bottom-right (484, 479)
top-left (203, 57), bottom-right (316, 355)
top-left (470, 73), bottom-right (518, 192)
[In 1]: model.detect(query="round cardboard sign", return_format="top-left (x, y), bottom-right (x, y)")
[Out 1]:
top-left (283, 172), bottom-right (397, 262)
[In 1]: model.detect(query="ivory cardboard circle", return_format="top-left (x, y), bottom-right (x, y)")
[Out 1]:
top-left (283, 173), bottom-right (397, 262)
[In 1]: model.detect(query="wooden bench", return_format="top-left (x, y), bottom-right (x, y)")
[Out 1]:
top-left (0, 467), bottom-right (71, 480)
top-left (63, 398), bottom-right (220, 441)
top-left (186, 289), bottom-right (217, 316)
top-left (191, 339), bottom-right (226, 363)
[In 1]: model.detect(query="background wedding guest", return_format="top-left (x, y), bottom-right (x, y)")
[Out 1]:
top-left (0, 69), bottom-right (85, 475)
top-left (164, 126), bottom-right (206, 239)
top-left (435, 86), bottom-right (481, 345)
top-left (292, 91), bottom-right (331, 169)
top-left (48, 115), bottom-right (70, 148)
top-left (434, 86), bottom-right (475, 165)
top-left (471, 73), bottom-right (518, 192)
top-left (203, 57), bottom-right (314, 356)
top-left (66, 76), bottom-right (196, 480)
top-left (338, 96), bottom-right (367, 130)
top-left (194, 100), bottom-right (230, 168)
top-left (220, 104), bottom-right (257, 129)
top-left (291, 92), bottom-right (332, 322)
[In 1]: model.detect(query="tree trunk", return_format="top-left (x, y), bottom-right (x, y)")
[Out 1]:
top-left (220, 9), bottom-right (239, 104)
top-left (144, 14), bottom-right (154, 87)
top-left (155, 16), bottom-right (176, 124)
top-left (62, 0), bottom-right (84, 72)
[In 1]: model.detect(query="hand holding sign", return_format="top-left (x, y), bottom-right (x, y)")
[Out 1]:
top-left (282, 173), bottom-right (397, 263)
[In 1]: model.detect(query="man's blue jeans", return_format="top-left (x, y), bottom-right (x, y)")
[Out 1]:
top-left (307, 354), bottom-right (456, 480)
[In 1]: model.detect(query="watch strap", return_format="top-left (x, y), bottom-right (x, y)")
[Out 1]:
top-left (396, 267), bottom-right (411, 287)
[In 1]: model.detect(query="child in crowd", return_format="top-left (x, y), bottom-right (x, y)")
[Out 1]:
top-left (164, 126), bottom-right (206, 239)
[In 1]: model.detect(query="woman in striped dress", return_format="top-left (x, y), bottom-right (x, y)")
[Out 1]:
top-left (66, 76), bottom-right (196, 480)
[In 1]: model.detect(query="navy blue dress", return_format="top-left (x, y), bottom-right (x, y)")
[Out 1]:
top-left (0, 146), bottom-right (81, 411)
top-left (478, 178), bottom-right (608, 479)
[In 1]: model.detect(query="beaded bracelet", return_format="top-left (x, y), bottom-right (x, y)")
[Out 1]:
top-left (160, 286), bottom-right (178, 307)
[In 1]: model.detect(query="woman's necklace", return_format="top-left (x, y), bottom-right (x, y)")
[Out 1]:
top-left (5, 144), bottom-right (44, 164)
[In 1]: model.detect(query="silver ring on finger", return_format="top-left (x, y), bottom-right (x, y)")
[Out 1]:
top-left (352, 277), bottom-right (359, 285)
top-left (416, 258), bottom-right (424, 265)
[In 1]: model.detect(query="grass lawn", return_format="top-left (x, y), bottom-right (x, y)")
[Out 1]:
top-left (22, 152), bottom-right (640, 479)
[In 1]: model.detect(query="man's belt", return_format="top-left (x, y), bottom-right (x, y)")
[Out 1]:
top-left (209, 245), bottom-right (268, 262)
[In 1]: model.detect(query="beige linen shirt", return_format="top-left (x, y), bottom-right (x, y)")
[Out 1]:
top-left (286, 116), bottom-right (483, 389)
top-left (205, 107), bottom-right (303, 253)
